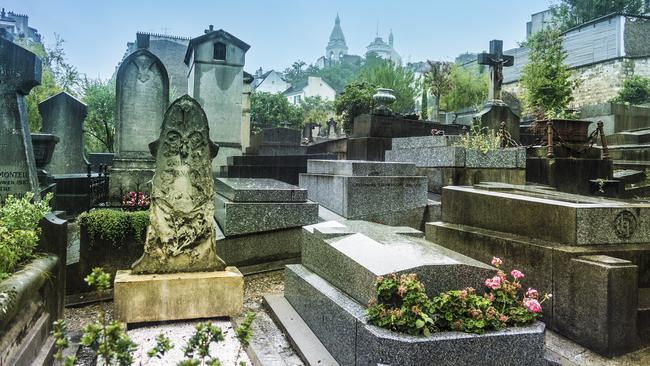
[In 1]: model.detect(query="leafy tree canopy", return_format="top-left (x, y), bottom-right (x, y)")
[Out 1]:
top-left (423, 61), bottom-right (452, 112)
top-left (82, 77), bottom-right (116, 153)
top-left (301, 96), bottom-right (335, 126)
top-left (613, 75), bottom-right (650, 105)
top-left (440, 64), bottom-right (488, 112)
top-left (250, 91), bottom-right (304, 131)
top-left (358, 57), bottom-right (417, 114)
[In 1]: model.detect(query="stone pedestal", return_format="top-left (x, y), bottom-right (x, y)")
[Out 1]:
top-left (475, 100), bottom-right (520, 142)
top-left (214, 178), bottom-right (318, 267)
top-left (114, 267), bottom-right (243, 323)
top-left (299, 160), bottom-right (428, 228)
top-left (385, 136), bottom-right (526, 193)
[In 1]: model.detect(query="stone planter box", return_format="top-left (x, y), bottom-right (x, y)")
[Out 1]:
top-left (284, 264), bottom-right (547, 366)
top-left (0, 256), bottom-right (62, 366)
top-left (465, 147), bottom-right (526, 168)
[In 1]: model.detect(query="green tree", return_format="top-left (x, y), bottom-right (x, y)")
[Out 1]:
top-left (16, 36), bottom-right (80, 131)
top-left (520, 28), bottom-right (575, 119)
top-left (283, 60), bottom-right (308, 84)
top-left (317, 61), bottom-right (362, 92)
top-left (334, 80), bottom-right (375, 134)
top-left (552, 0), bottom-right (644, 30)
top-left (358, 58), bottom-right (417, 114)
top-left (440, 64), bottom-right (488, 111)
top-left (613, 75), bottom-right (650, 105)
top-left (250, 91), bottom-right (303, 131)
top-left (81, 77), bottom-right (116, 153)
top-left (300, 96), bottom-right (335, 126)
top-left (423, 60), bottom-right (452, 112)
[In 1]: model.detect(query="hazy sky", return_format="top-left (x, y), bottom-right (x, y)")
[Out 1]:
top-left (5, 0), bottom-right (552, 79)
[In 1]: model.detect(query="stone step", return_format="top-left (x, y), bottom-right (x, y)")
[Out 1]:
top-left (622, 182), bottom-right (650, 198)
top-left (306, 159), bottom-right (417, 176)
top-left (605, 128), bottom-right (650, 145)
top-left (606, 144), bottom-right (650, 161)
top-left (614, 160), bottom-right (650, 171)
top-left (301, 220), bottom-right (493, 305)
top-left (638, 288), bottom-right (650, 343)
top-left (613, 169), bottom-right (647, 185)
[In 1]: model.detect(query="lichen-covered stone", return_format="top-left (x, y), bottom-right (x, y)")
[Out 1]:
top-left (132, 95), bottom-right (226, 274)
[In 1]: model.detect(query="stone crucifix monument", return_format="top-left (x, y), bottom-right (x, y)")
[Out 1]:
top-left (114, 95), bottom-right (243, 324)
top-left (475, 39), bottom-right (520, 143)
top-left (0, 38), bottom-right (41, 202)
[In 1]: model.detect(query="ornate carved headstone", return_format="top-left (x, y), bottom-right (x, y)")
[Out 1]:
top-left (132, 95), bottom-right (226, 274)
top-left (0, 38), bottom-right (41, 201)
top-left (39, 92), bottom-right (88, 174)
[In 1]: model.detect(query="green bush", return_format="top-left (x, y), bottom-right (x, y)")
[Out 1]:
top-left (78, 209), bottom-right (149, 246)
top-left (0, 192), bottom-right (52, 281)
top-left (613, 75), bottom-right (650, 105)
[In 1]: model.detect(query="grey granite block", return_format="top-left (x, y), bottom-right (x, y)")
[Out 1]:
top-left (391, 135), bottom-right (459, 149)
top-left (442, 184), bottom-right (650, 245)
top-left (214, 226), bottom-right (302, 266)
top-left (215, 178), bottom-right (307, 202)
top-left (299, 174), bottom-right (428, 220)
top-left (465, 147), bottom-right (526, 168)
top-left (385, 146), bottom-right (466, 167)
top-left (301, 221), bottom-right (494, 305)
top-left (284, 264), bottom-right (547, 366)
top-left (214, 195), bottom-right (318, 236)
top-left (306, 159), bottom-right (417, 176)
top-left (284, 264), bottom-right (361, 366)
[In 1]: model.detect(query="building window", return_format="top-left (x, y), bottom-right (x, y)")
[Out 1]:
top-left (294, 95), bottom-right (301, 104)
top-left (213, 42), bottom-right (226, 61)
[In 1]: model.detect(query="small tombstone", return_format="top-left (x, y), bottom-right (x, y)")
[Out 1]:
top-left (0, 38), bottom-right (41, 201)
top-left (132, 95), bottom-right (226, 274)
top-left (39, 92), bottom-right (88, 174)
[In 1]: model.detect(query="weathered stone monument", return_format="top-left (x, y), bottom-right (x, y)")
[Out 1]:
top-left (0, 37), bottom-right (41, 201)
top-left (114, 95), bottom-right (242, 323)
top-left (110, 33), bottom-right (169, 200)
top-left (39, 92), bottom-right (88, 174)
top-left (185, 26), bottom-right (250, 169)
top-left (475, 39), bottom-right (520, 142)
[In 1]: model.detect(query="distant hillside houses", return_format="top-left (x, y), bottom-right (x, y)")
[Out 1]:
top-left (251, 69), bottom-right (336, 105)
top-left (0, 7), bottom-right (41, 45)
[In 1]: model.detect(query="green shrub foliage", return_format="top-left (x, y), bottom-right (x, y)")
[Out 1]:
top-left (79, 209), bottom-right (149, 246)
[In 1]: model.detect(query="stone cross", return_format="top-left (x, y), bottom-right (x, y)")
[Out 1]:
top-left (0, 38), bottom-right (42, 201)
top-left (477, 40), bottom-right (514, 101)
top-left (132, 95), bottom-right (226, 274)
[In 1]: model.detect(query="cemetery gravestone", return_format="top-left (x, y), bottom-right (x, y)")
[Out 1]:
top-left (39, 92), bottom-right (88, 174)
top-left (110, 33), bottom-right (169, 200)
top-left (114, 95), bottom-right (242, 323)
top-left (0, 37), bottom-right (41, 201)
top-left (475, 39), bottom-right (520, 142)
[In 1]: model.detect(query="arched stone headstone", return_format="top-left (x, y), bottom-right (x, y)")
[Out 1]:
top-left (110, 34), bottom-right (169, 200)
top-left (132, 95), bottom-right (225, 274)
top-left (0, 38), bottom-right (41, 201)
top-left (39, 92), bottom-right (88, 174)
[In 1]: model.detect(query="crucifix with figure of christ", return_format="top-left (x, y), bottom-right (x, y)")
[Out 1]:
top-left (477, 39), bottom-right (514, 102)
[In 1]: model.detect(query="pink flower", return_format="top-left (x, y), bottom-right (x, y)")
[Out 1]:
top-left (511, 269), bottom-right (525, 280)
top-left (524, 298), bottom-right (542, 313)
top-left (484, 292), bottom-right (495, 302)
top-left (484, 276), bottom-right (502, 290)
top-left (491, 257), bottom-right (503, 268)
top-left (526, 288), bottom-right (539, 299)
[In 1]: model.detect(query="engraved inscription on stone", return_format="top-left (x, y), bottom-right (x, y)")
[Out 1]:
top-left (132, 95), bottom-right (226, 274)
top-left (614, 210), bottom-right (637, 239)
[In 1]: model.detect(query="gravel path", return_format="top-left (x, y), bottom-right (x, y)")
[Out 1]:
top-left (64, 269), bottom-right (304, 365)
